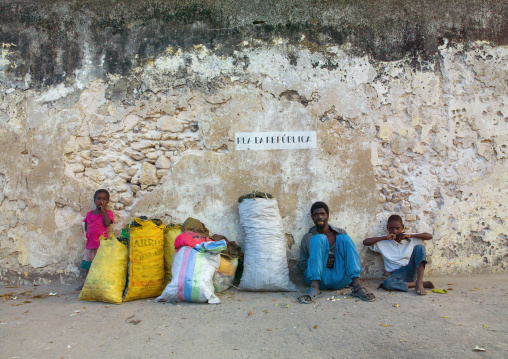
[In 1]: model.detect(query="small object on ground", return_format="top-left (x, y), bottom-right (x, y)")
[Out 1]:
top-left (298, 288), bottom-right (322, 304)
top-left (48, 293), bottom-right (57, 296)
top-left (125, 315), bottom-right (142, 325)
top-left (393, 304), bottom-right (399, 307)
top-left (248, 310), bottom-right (253, 316)
top-left (351, 286), bottom-right (376, 302)
top-left (442, 317), bottom-right (450, 319)
top-left (432, 288), bottom-right (448, 294)
top-left (380, 324), bottom-right (390, 327)
top-left (473, 346), bottom-right (486, 351)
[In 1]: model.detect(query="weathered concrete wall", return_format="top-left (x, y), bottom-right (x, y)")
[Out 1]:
top-left (0, 0), bottom-right (507, 283)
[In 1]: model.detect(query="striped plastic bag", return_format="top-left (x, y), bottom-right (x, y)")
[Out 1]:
top-left (155, 240), bottom-right (226, 304)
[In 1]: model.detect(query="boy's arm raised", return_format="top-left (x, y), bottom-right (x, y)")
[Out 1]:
top-left (363, 234), bottom-right (394, 246)
top-left (402, 232), bottom-right (433, 241)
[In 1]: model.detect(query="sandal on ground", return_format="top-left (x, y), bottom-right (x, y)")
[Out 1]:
top-left (351, 285), bottom-right (376, 302)
top-left (298, 287), bottom-right (322, 304)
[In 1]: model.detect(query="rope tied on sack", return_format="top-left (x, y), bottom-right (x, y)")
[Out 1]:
top-left (238, 190), bottom-right (273, 203)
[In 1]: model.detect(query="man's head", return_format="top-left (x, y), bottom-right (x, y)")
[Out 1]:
top-left (387, 214), bottom-right (404, 235)
top-left (311, 202), bottom-right (329, 229)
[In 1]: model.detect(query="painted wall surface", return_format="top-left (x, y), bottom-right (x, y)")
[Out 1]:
top-left (0, 1), bottom-right (507, 283)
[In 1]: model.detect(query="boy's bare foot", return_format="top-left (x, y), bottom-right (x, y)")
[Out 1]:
top-left (423, 281), bottom-right (434, 289)
top-left (415, 280), bottom-right (426, 295)
top-left (416, 286), bottom-right (427, 295)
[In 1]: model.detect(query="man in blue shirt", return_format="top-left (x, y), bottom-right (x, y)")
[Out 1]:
top-left (299, 202), bottom-right (375, 303)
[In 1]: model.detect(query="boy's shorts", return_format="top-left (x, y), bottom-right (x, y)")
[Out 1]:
top-left (80, 248), bottom-right (98, 270)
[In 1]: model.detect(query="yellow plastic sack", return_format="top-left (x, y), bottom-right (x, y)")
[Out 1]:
top-left (163, 225), bottom-right (181, 285)
top-left (123, 218), bottom-right (165, 302)
top-left (213, 256), bottom-right (239, 292)
top-left (79, 235), bottom-right (128, 304)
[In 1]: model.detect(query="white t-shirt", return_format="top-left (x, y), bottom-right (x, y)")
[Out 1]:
top-left (370, 238), bottom-right (424, 272)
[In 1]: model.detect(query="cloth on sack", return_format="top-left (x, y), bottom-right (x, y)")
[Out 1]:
top-left (155, 240), bottom-right (227, 304)
top-left (238, 197), bottom-right (297, 291)
top-left (238, 190), bottom-right (273, 203)
top-left (181, 217), bottom-right (209, 236)
top-left (174, 231), bottom-right (212, 251)
top-left (117, 228), bottom-right (130, 246)
top-left (79, 235), bottom-right (128, 304)
top-left (213, 256), bottom-right (239, 292)
top-left (163, 225), bottom-right (182, 285)
top-left (129, 216), bottom-right (164, 228)
top-left (123, 217), bottom-right (165, 302)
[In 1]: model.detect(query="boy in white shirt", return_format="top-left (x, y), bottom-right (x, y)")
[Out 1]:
top-left (363, 215), bottom-right (434, 295)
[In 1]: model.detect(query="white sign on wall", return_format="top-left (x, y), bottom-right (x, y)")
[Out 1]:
top-left (235, 131), bottom-right (317, 151)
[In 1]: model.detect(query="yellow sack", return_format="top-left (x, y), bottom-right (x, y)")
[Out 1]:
top-left (213, 256), bottom-right (239, 292)
top-left (123, 218), bottom-right (165, 302)
top-left (79, 235), bottom-right (128, 304)
top-left (163, 225), bottom-right (181, 285)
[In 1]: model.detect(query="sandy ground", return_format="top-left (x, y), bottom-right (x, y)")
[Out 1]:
top-left (1, 273), bottom-right (507, 359)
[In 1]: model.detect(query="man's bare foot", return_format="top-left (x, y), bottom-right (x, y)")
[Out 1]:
top-left (423, 281), bottom-right (434, 289)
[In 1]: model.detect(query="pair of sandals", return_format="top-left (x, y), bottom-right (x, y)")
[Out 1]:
top-left (298, 285), bottom-right (376, 304)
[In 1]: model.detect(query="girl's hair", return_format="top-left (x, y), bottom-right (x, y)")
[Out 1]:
top-left (94, 189), bottom-right (110, 200)
top-left (387, 214), bottom-right (404, 227)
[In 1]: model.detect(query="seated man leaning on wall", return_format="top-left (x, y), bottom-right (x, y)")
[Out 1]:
top-left (299, 202), bottom-right (375, 303)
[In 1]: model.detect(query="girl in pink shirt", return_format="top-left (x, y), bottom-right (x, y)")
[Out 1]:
top-left (76, 189), bottom-right (114, 290)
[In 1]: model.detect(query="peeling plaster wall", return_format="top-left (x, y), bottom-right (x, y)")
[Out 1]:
top-left (0, 1), bottom-right (507, 283)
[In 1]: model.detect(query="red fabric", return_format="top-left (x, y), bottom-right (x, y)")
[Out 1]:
top-left (174, 231), bottom-right (212, 252)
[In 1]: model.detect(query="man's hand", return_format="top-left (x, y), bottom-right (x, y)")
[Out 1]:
top-left (386, 233), bottom-right (397, 241)
top-left (326, 252), bottom-right (334, 268)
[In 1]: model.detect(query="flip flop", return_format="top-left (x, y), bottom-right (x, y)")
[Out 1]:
top-left (298, 287), bottom-right (322, 304)
top-left (351, 285), bottom-right (376, 302)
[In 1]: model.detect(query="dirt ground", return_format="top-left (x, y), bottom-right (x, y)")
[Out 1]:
top-left (1, 273), bottom-right (507, 359)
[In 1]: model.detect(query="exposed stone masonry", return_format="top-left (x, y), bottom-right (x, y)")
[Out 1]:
top-left (0, 1), bottom-right (507, 283)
